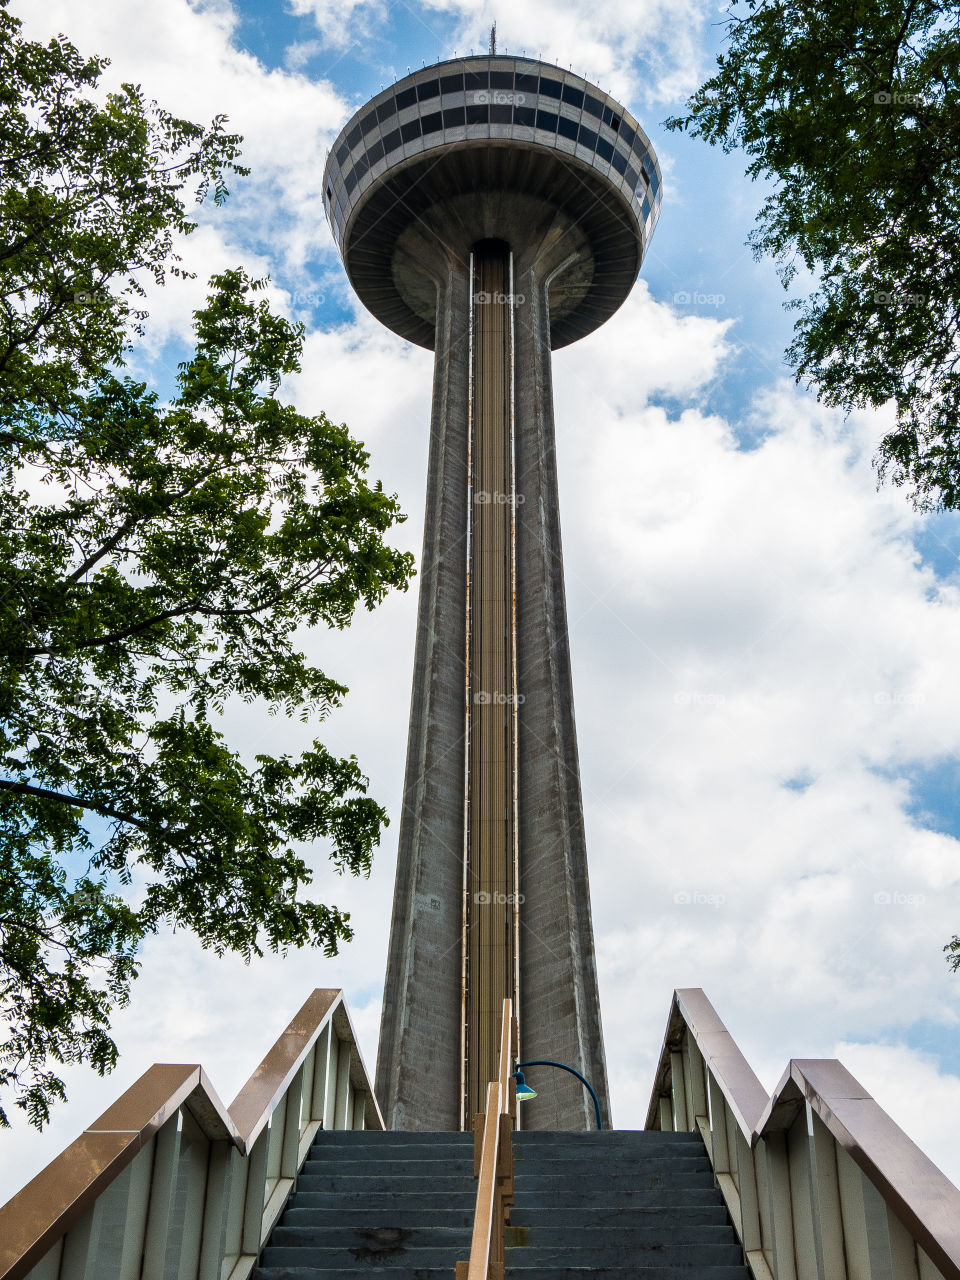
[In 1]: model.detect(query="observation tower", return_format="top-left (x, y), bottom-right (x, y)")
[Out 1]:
top-left (323, 52), bottom-right (662, 1131)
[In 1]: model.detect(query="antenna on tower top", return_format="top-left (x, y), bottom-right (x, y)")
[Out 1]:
top-left (489, 22), bottom-right (496, 55)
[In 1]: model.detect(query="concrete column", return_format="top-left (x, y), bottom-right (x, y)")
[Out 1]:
top-left (376, 249), bottom-right (471, 1132)
top-left (375, 217), bottom-right (610, 1130)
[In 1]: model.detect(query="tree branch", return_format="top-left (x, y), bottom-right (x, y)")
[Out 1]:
top-left (0, 779), bottom-right (147, 828)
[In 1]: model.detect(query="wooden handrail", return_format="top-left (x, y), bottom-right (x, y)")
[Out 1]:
top-left (0, 988), bottom-right (383, 1280)
top-left (456, 999), bottom-right (516, 1280)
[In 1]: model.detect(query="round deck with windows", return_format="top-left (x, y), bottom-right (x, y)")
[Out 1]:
top-left (322, 56), bottom-right (662, 350)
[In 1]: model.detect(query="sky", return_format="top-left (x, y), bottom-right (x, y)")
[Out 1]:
top-left (3, 0), bottom-right (960, 1202)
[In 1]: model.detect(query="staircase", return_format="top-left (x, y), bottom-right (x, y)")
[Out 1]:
top-left (507, 1130), bottom-right (750, 1277)
top-left (252, 1128), bottom-right (750, 1279)
top-left (253, 1129), bottom-right (475, 1277)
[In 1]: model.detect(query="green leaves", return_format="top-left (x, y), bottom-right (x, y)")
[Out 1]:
top-left (667, 0), bottom-right (960, 510)
top-left (0, 5), bottom-right (414, 1126)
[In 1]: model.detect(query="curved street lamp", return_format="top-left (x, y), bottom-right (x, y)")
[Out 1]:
top-left (512, 1059), bottom-right (603, 1130)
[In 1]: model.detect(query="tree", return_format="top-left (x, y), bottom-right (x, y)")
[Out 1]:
top-left (666, 0), bottom-right (960, 507)
top-left (0, 5), bottom-right (414, 1126)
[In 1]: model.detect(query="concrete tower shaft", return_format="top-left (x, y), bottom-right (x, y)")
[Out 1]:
top-left (323, 56), bottom-right (661, 1131)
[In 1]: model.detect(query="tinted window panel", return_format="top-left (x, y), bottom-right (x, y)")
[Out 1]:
top-left (491, 71), bottom-right (514, 89)
top-left (383, 127), bottom-right (402, 153)
top-left (396, 87), bottom-right (417, 109)
top-left (557, 115), bottom-right (578, 140)
top-left (347, 124), bottom-right (362, 149)
top-left (539, 77), bottom-right (562, 99)
top-left (421, 110), bottom-right (443, 133)
top-left (360, 112), bottom-right (378, 136)
top-left (515, 73), bottom-right (538, 94)
top-left (367, 139), bottom-right (385, 164)
top-left (443, 106), bottom-right (466, 127)
top-left (562, 84), bottom-right (584, 108)
top-left (583, 93), bottom-right (603, 118)
top-left (417, 79), bottom-right (440, 100)
top-left (400, 118), bottom-right (422, 142)
top-left (466, 103), bottom-right (489, 124)
top-left (490, 104), bottom-right (512, 124)
top-left (345, 169), bottom-right (358, 194)
top-left (624, 164), bottom-right (638, 189)
top-left (535, 108), bottom-right (558, 131)
top-left (440, 73), bottom-right (464, 93)
top-left (513, 105), bottom-right (535, 127)
top-left (354, 154), bottom-right (369, 178)
top-left (619, 122), bottom-right (636, 148)
top-left (376, 98), bottom-right (398, 123)
top-left (465, 71), bottom-right (489, 91)
top-left (577, 124), bottom-right (597, 150)
top-left (596, 136), bottom-right (614, 161)
top-left (611, 149), bottom-right (628, 175)
top-left (336, 142), bottom-right (350, 166)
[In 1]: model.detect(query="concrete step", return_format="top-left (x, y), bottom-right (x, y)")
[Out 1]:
top-left (300, 1157), bottom-right (474, 1178)
top-left (282, 1207), bottom-right (475, 1229)
top-left (311, 1130), bottom-right (471, 1145)
top-left (254, 1270), bottom-right (459, 1279)
top-left (260, 1245), bottom-right (473, 1270)
top-left (295, 1173), bottom-right (476, 1195)
top-left (255, 1269), bottom-right (751, 1279)
top-left (512, 1172), bottom-right (721, 1192)
top-left (503, 1270), bottom-right (750, 1279)
top-left (270, 1225), bottom-right (471, 1250)
top-left (304, 1143), bottom-right (472, 1162)
top-left (290, 1191), bottom-right (478, 1211)
top-left (502, 1243), bottom-right (744, 1266)
top-left (504, 1223), bottom-right (737, 1248)
top-left (513, 1151), bottom-right (713, 1172)
top-left (513, 1130), bottom-right (703, 1144)
top-left (508, 1204), bottom-right (730, 1228)
top-left (261, 1248), bottom-right (746, 1274)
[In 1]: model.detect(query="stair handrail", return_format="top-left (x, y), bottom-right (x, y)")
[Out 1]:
top-left (456, 998), bottom-right (517, 1280)
top-left (647, 987), bottom-right (960, 1280)
top-left (0, 987), bottom-right (383, 1280)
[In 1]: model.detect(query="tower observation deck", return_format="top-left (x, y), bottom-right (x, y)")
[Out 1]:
top-left (323, 55), bottom-right (662, 1132)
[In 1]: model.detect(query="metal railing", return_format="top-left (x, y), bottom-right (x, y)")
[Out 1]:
top-left (456, 998), bottom-right (517, 1280)
top-left (647, 988), bottom-right (960, 1280)
top-left (0, 988), bottom-right (383, 1280)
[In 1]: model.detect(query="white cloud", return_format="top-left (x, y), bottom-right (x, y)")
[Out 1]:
top-left (287, 0), bottom-right (390, 53)
top-left (4, 0), bottom-right (960, 1227)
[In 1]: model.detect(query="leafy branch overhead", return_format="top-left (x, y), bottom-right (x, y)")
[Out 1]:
top-left (667, 0), bottom-right (960, 508)
top-left (0, 2), bottom-right (414, 1127)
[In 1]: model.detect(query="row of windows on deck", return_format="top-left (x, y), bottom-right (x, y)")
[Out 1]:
top-left (335, 73), bottom-right (658, 191)
top-left (329, 102), bottom-right (659, 210)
